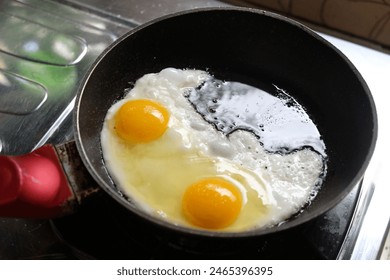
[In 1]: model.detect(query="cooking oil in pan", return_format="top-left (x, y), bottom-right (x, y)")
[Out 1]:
top-left (186, 77), bottom-right (327, 157)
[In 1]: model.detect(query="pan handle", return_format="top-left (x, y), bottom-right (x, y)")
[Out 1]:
top-left (0, 141), bottom-right (100, 218)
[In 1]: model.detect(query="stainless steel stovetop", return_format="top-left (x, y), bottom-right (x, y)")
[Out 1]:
top-left (0, 0), bottom-right (389, 259)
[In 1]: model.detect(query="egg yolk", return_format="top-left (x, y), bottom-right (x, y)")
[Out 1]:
top-left (115, 99), bottom-right (169, 143)
top-left (182, 177), bottom-right (242, 229)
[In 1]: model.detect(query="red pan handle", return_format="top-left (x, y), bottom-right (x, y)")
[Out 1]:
top-left (0, 142), bottom-right (100, 218)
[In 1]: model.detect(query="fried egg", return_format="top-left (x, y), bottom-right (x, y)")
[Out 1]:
top-left (100, 68), bottom-right (326, 232)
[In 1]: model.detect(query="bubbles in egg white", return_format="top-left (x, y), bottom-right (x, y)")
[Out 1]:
top-left (187, 78), bottom-right (326, 156)
top-left (100, 68), bottom-right (326, 232)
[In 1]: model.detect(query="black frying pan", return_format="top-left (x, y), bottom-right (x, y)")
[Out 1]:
top-left (74, 8), bottom-right (377, 241)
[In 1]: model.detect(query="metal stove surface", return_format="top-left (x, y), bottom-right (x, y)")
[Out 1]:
top-left (0, 0), bottom-right (135, 155)
top-left (0, 0), bottom-right (389, 260)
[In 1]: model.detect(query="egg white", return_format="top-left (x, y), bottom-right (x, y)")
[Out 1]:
top-left (101, 68), bottom-right (325, 232)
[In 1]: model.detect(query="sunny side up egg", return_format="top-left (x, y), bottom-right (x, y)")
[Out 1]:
top-left (100, 68), bottom-right (326, 232)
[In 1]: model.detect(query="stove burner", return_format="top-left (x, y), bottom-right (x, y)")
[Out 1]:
top-left (51, 184), bottom-right (360, 259)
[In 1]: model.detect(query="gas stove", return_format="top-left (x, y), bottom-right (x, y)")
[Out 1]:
top-left (0, 0), bottom-right (389, 260)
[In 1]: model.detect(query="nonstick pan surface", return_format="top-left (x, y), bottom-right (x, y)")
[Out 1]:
top-left (74, 8), bottom-right (377, 238)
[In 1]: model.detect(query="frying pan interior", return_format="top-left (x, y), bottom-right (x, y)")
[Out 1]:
top-left (75, 8), bottom-right (377, 237)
